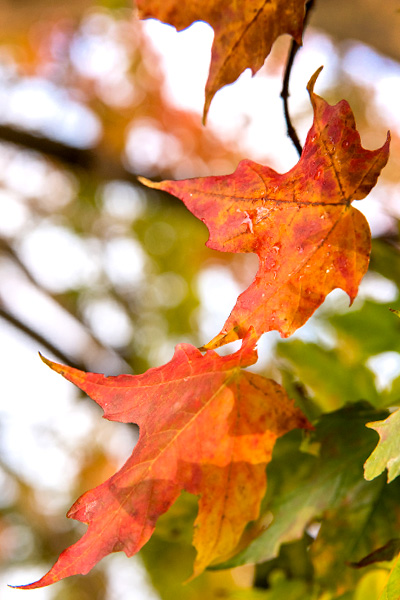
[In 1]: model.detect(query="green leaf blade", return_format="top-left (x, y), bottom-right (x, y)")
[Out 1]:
top-left (364, 409), bottom-right (400, 483)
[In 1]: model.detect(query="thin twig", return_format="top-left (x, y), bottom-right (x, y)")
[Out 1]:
top-left (281, 0), bottom-right (316, 156)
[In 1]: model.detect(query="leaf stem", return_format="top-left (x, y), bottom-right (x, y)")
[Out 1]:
top-left (281, 0), bottom-right (316, 157)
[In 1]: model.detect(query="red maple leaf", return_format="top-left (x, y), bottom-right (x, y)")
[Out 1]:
top-left (136, 0), bottom-right (306, 119)
top-left (17, 332), bottom-right (310, 589)
top-left (140, 69), bottom-right (390, 350)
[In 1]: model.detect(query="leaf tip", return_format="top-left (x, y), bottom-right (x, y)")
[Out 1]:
top-left (381, 130), bottom-right (391, 157)
top-left (39, 353), bottom-right (74, 380)
top-left (363, 464), bottom-right (373, 482)
top-left (39, 352), bottom-right (59, 371)
top-left (8, 577), bottom-right (46, 591)
top-left (306, 65), bottom-right (324, 98)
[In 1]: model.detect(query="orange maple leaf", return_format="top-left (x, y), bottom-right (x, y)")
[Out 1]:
top-left (140, 69), bottom-right (390, 350)
top-left (136, 0), bottom-right (306, 120)
top-left (17, 332), bottom-right (309, 589)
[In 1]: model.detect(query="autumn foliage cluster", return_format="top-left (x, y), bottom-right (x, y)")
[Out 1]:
top-left (14, 1), bottom-right (400, 598)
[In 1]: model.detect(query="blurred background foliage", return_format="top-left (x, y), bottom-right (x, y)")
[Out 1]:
top-left (1, 0), bottom-right (400, 598)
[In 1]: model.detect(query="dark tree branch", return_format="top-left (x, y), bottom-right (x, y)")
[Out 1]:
top-left (0, 124), bottom-right (138, 185)
top-left (281, 0), bottom-right (316, 156)
top-left (0, 305), bottom-right (85, 371)
top-left (0, 237), bottom-right (133, 372)
top-left (0, 123), bottom-right (185, 208)
top-left (0, 237), bottom-right (130, 365)
top-left (0, 237), bottom-right (50, 289)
